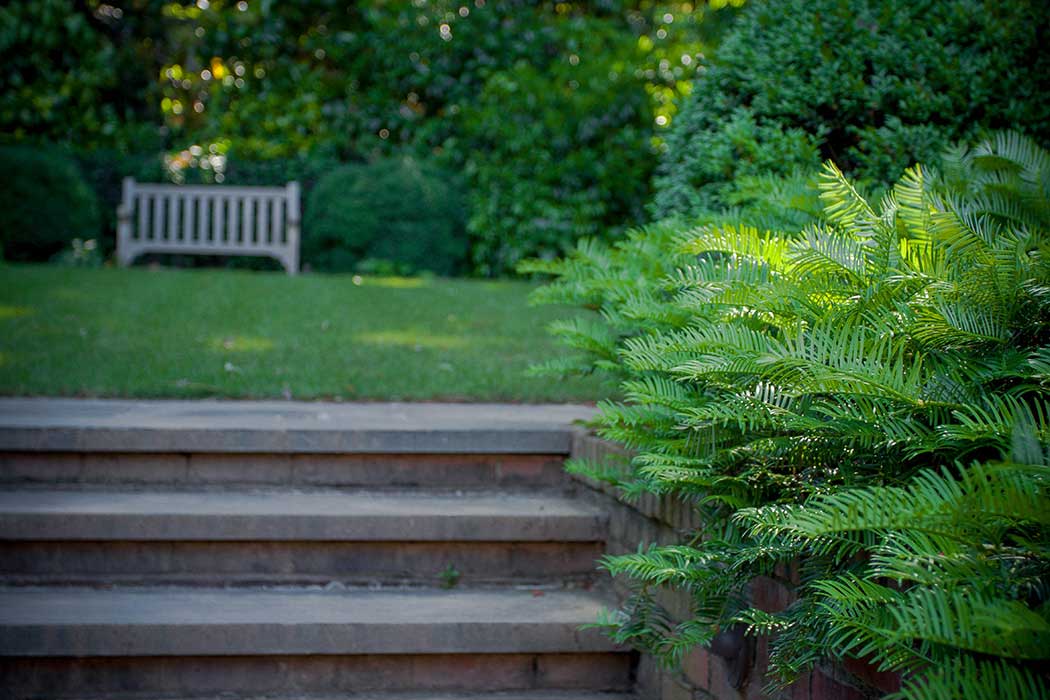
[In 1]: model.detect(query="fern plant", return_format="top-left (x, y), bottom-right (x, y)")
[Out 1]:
top-left (524, 134), bottom-right (1050, 698)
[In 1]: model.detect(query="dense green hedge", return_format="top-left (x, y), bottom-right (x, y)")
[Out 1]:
top-left (303, 158), bottom-right (468, 276)
top-left (652, 0), bottom-right (1050, 217)
top-left (0, 145), bottom-right (101, 261)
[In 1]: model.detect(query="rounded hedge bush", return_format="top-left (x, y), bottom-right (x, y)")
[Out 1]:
top-left (303, 158), bottom-right (468, 276)
top-left (0, 144), bottom-right (102, 262)
top-left (652, 0), bottom-right (1050, 218)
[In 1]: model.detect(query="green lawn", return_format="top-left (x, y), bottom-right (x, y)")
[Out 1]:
top-left (0, 264), bottom-right (609, 402)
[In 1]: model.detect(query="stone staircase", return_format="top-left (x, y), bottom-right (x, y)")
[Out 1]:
top-left (0, 399), bottom-right (635, 699)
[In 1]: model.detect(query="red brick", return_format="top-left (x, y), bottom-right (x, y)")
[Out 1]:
top-left (707, 653), bottom-right (746, 700)
top-left (745, 635), bottom-right (770, 700)
top-left (751, 576), bottom-right (796, 613)
top-left (535, 652), bottom-right (633, 690)
top-left (682, 647), bottom-right (710, 688)
top-left (785, 672), bottom-right (812, 700)
top-left (810, 670), bottom-right (867, 700)
top-left (773, 560), bottom-right (803, 587)
top-left (0, 452), bottom-right (82, 483)
top-left (83, 453), bottom-right (188, 484)
top-left (495, 455), bottom-right (567, 486)
top-left (842, 655), bottom-right (901, 694)
top-left (662, 673), bottom-right (695, 700)
top-left (188, 453), bottom-right (290, 484)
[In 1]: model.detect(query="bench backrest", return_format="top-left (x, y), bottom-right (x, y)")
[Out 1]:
top-left (116, 178), bottom-right (300, 274)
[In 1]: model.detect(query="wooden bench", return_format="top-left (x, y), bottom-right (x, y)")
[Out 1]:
top-left (116, 177), bottom-right (300, 274)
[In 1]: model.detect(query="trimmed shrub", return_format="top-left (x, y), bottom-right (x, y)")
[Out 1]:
top-left (0, 145), bottom-right (101, 262)
top-left (74, 148), bottom-right (166, 255)
top-left (652, 0), bottom-right (1050, 218)
top-left (303, 157), bottom-right (468, 276)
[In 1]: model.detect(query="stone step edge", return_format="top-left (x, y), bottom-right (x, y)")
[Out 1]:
top-left (0, 399), bottom-right (596, 455)
top-left (0, 490), bottom-right (607, 542)
top-left (0, 426), bottom-right (582, 455)
top-left (0, 587), bottom-right (624, 657)
top-left (110, 694), bottom-right (639, 700)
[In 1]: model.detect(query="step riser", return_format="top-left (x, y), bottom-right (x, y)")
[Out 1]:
top-left (0, 452), bottom-right (570, 489)
top-left (0, 653), bottom-right (634, 699)
top-left (0, 540), bottom-right (604, 586)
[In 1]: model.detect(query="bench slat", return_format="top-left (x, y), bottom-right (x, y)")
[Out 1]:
top-left (213, 196), bottom-right (224, 245)
top-left (166, 194), bottom-right (178, 242)
top-left (244, 197), bottom-right (255, 246)
top-left (136, 194), bottom-right (149, 243)
top-left (134, 184), bottom-right (288, 197)
top-left (151, 194), bottom-right (162, 243)
top-left (273, 197), bottom-right (285, 246)
top-left (228, 196), bottom-right (240, 245)
top-left (182, 194), bottom-right (194, 243)
top-left (199, 196), bottom-right (211, 245)
top-left (259, 197), bottom-right (270, 245)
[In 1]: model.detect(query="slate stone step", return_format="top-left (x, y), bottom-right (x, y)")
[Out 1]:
top-left (0, 540), bottom-right (604, 587)
top-left (0, 490), bottom-right (607, 585)
top-left (0, 400), bottom-right (630, 699)
top-left (0, 587), bottom-right (623, 657)
top-left (77, 693), bottom-right (639, 700)
top-left (0, 399), bottom-right (595, 454)
top-left (0, 490), bottom-right (607, 541)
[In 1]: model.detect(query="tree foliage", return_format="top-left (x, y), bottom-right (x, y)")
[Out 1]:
top-left (526, 133), bottom-right (1050, 697)
top-left (1, 0), bottom-right (726, 273)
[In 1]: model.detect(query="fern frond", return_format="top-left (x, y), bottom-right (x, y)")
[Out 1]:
top-left (890, 656), bottom-right (1050, 700)
top-left (677, 223), bottom-right (792, 271)
top-left (818, 161), bottom-right (878, 229)
top-left (886, 588), bottom-right (1050, 659)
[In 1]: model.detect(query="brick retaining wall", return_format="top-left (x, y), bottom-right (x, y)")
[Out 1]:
top-left (569, 433), bottom-right (900, 700)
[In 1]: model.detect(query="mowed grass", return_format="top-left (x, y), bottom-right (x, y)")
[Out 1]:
top-left (0, 264), bottom-right (610, 402)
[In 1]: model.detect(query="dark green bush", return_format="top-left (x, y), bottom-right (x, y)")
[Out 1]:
top-left (74, 148), bottom-right (166, 254)
top-left (461, 16), bottom-right (656, 275)
top-left (303, 157), bottom-right (468, 276)
top-left (0, 145), bottom-right (101, 262)
top-left (652, 0), bottom-right (1050, 217)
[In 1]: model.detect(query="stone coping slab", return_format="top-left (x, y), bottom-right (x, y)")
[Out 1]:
top-left (192, 695), bottom-right (638, 700)
top-left (0, 587), bottom-right (621, 656)
top-left (0, 489), bottom-right (607, 541)
top-left (0, 399), bottom-right (596, 454)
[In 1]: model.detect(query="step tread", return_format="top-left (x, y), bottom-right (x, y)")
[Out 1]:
top-left (39, 693), bottom-right (638, 700)
top-left (133, 695), bottom-right (639, 700)
top-left (0, 490), bottom-right (606, 541)
top-left (0, 587), bottom-right (623, 657)
top-left (0, 399), bottom-right (595, 454)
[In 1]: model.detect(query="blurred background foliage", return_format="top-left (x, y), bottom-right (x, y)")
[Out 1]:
top-left (0, 0), bottom-right (730, 274)
top-left (1, 0), bottom-right (1046, 275)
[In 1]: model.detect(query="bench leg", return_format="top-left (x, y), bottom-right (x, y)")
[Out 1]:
top-left (116, 247), bottom-right (137, 268)
top-left (279, 251), bottom-right (299, 276)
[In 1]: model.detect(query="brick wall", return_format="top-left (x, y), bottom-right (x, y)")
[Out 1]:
top-left (569, 433), bottom-right (899, 700)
